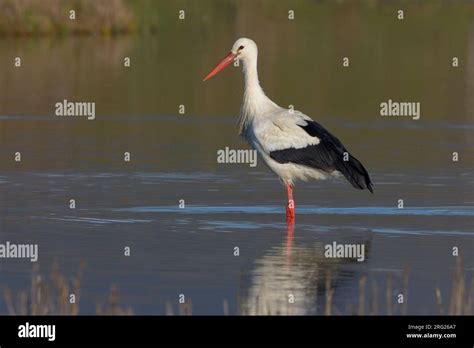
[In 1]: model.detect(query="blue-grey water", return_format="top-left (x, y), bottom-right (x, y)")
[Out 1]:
top-left (1, 164), bottom-right (473, 315)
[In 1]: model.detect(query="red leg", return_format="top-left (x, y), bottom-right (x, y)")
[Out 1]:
top-left (286, 184), bottom-right (295, 221)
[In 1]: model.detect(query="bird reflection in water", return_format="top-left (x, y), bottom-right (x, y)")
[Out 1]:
top-left (285, 219), bottom-right (294, 259)
top-left (240, 220), bottom-right (370, 315)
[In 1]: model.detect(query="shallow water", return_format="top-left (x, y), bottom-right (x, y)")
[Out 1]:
top-left (1, 1), bottom-right (474, 315)
top-left (0, 169), bottom-right (473, 315)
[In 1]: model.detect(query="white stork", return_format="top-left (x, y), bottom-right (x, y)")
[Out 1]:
top-left (204, 38), bottom-right (373, 221)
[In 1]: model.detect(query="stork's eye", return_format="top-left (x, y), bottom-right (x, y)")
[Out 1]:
top-left (238, 45), bottom-right (244, 50)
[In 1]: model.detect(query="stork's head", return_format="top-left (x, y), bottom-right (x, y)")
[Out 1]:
top-left (231, 38), bottom-right (258, 63)
top-left (203, 38), bottom-right (258, 81)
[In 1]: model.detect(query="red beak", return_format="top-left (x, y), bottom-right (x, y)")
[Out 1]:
top-left (203, 51), bottom-right (237, 81)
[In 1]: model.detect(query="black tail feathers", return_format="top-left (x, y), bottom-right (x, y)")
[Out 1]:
top-left (338, 155), bottom-right (374, 193)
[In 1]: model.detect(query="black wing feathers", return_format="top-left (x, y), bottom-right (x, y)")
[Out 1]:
top-left (269, 121), bottom-right (374, 193)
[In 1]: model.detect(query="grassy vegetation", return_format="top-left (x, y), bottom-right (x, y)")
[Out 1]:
top-left (2, 257), bottom-right (472, 315)
top-left (0, 0), bottom-right (135, 36)
top-left (5, 0), bottom-right (473, 38)
top-left (0, 0), bottom-right (232, 36)
top-left (3, 262), bottom-right (133, 315)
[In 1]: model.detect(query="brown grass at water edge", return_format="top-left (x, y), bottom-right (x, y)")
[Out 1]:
top-left (3, 262), bottom-right (83, 315)
top-left (2, 256), bottom-right (473, 315)
top-left (0, 0), bottom-right (135, 36)
top-left (3, 262), bottom-right (133, 315)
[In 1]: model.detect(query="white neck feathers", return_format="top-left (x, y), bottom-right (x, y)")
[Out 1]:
top-left (239, 56), bottom-right (278, 137)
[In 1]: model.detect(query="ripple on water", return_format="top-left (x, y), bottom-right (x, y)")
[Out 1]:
top-left (113, 205), bottom-right (474, 216)
top-left (43, 216), bottom-right (152, 224)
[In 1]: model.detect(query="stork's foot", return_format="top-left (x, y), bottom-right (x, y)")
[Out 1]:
top-left (286, 199), bottom-right (295, 221)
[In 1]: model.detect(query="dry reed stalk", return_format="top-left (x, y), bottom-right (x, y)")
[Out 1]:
top-left (358, 275), bottom-right (367, 315)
